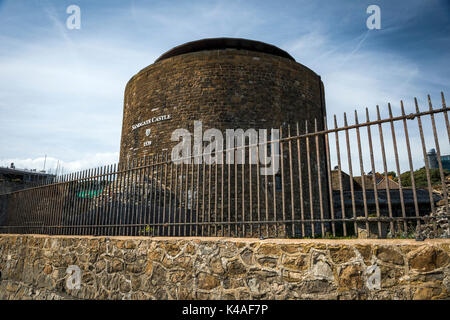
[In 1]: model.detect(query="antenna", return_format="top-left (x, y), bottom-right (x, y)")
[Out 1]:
top-left (43, 154), bottom-right (47, 171)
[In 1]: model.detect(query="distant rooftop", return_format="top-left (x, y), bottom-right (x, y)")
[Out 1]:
top-left (0, 166), bottom-right (54, 177)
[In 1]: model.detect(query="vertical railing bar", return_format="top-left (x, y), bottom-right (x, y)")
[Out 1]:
top-left (183, 156), bottom-right (189, 236)
top-left (152, 155), bottom-right (159, 236)
top-left (93, 166), bottom-right (102, 235)
top-left (63, 173), bottom-right (71, 234)
top-left (102, 165), bottom-right (110, 235)
top-left (333, 116), bottom-right (346, 236)
top-left (58, 174), bottom-right (67, 234)
top-left (208, 159), bottom-right (212, 236)
top-left (127, 161), bottom-right (135, 236)
top-left (46, 176), bottom-right (56, 235)
top-left (23, 187), bottom-right (31, 233)
top-left (85, 168), bottom-right (95, 235)
top-left (196, 154), bottom-right (201, 236)
top-left (249, 136), bottom-right (253, 237)
top-left (107, 164), bottom-right (114, 236)
top-left (41, 178), bottom-right (50, 234)
top-left (35, 180), bottom-right (43, 234)
top-left (280, 126), bottom-right (286, 237)
top-left (116, 162), bottom-right (124, 236)
top-left (63, 173), bottom-right (72, 235)
top-left (288, 125), bottom-right (295, 237)
top-left (83, 168), bottom-right (92, 235)
top-left (355, 111), bottom-right (369, 233)
top-left (34, 181), bottom-right (42, 233)
top-left (167, 157), bottom-right (174, 237)
top-left (227, 149), bottom-right (231, 237)
top-left (221, 148), bottom-right (225, 237)
top-left (91, 167), bottom-right (99, 235)
top-left (110, 164), bottom-right (117, 236)
top-left (171, 163), bottom-right (181, 235)
top-left (125, 161), bottom-right (133, 236)
top-left (72, 171), bottom-right (79, 235)
top-left (55, 174), bottom-right (65, 235)
top-left (133, 159), bottom-right (140, 236)
top-left (163, 153), bottom-right (169, 237)
top-left (179, 159), bottom-right (184, 236)
top-left (256, 140), bottom-right (261, 237)
top-left (121, 162), bottom-right (128, 236)
top-left (296, 123), bottom-right (305, 237)
top-left (80, 169), bottom-right (91, 235)
top-left (428, 94), bottom-right (448, 212)
top-left (19, 184), bottom-right (29, 234)
top-left (315, 119), bottom-right (326, 236)
top-left (414, 98), bottom-right (436, 215)
top-left (272, 133), bottom-right (277, 238)
top-left (377, 105), bottom-right (394, 236)
top-left (89, 168), bottom-right (98, 235)
top-left (133, 160), bottom-right (141, 236)
top-left (189, 154), bottom-right (195, 237)
top-left (21, 191), bottom-right (28, 233)
top-left (137, 158), bottom-right (144, 236)
top-left (88, 167), bottom-right (101, 236)
top-left (96, 166), bottom-right (104, 236)
top-left (241, 134), bottom-right (245, 237)
top-left (152, 156), bottom-right (159, 236)
top-left (77, 169), bottom-right (86, 235)
top-left (401, 101), bottom-right (420, 221)
top-left (306, 120), bottom-right (315, 237)
top-left (324, 117), bottom-right (336, 236)
top-left (441, 92), bottom-right (450, 142)
top-left (144, 157), bottom-right (150, 236)
top-left (25, 185), bottom-right (32, 233)
top-left (72, 170), bottom-right (80, 235)
top-left (366, 108), bottom-right (382, 236)
top-left (234, 145), bottom-right (238, 236)
top-left (173, 161), bottom-right (179, 236)
top-left (154, 155), bottom-right (161, 236)
top-left (60, 173), bottom-right (69, 235)
top-left (343, 114), bottom-right (357, 235)
top-left (49, 175), bottom-right (59, 234)
top-left (156, 155), bottom-right (163, 236)
top-left (388, 104), bottom-right (407, 232)
top-left (148, 155), bottom-right (155, 236)
top-left (214, 156), bottom-right (218, 237)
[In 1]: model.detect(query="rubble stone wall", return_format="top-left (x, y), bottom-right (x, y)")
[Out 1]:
top-left (0, 234), bottom-right (449, 300)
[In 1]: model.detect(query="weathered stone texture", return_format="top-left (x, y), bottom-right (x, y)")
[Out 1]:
top-left (119, 48), bottom-right (326, 163)
top-left (0, 235), bottom-right (449, 300)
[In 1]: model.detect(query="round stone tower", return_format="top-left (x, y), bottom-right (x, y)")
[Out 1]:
top-left (119, 37), bottom-right (326, 163)
top-left (119, 38), bottom-right (329, 237)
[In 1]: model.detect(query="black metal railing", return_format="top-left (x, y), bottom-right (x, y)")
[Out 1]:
top-left (0, 93), bottom-right (448, 238)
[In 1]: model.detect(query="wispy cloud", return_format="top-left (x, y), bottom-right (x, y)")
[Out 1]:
top-left (0, 0), bottom-right (448, 173)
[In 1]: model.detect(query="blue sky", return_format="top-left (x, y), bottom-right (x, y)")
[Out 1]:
top-left (0, 0), bottom-right (449, 174)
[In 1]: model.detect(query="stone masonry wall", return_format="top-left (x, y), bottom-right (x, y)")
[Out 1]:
top-left (0, 234), bottom-right (449, 300)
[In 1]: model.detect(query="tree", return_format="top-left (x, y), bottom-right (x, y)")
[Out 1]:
top-left (387, 171), bottom-right (396, 178)
top-left (398, 167), bottom-right (448, 187)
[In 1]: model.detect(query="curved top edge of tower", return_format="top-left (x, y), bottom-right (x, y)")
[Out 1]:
top-left (155, 37), bottom-right (296, 62)
top-left (126, 37), bottom-right (322, 87)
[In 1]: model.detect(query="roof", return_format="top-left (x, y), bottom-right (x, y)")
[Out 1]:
top-left (155, 37), bottom-right (296, 63)
top-left (0, 167), bottom-right (54, 177)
